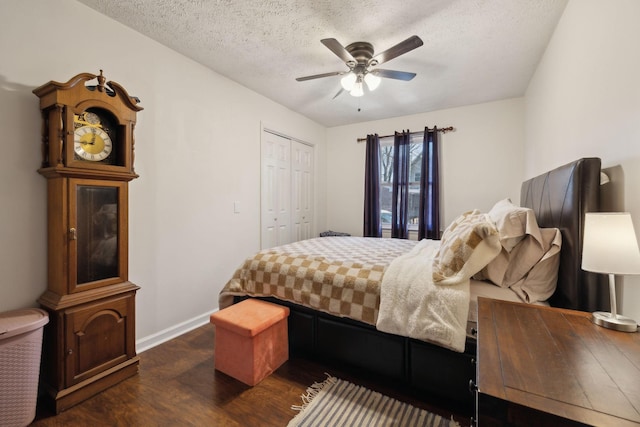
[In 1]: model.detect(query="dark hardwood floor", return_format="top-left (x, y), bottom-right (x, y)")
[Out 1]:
top-left (32, 324), bottom-right (470, 426)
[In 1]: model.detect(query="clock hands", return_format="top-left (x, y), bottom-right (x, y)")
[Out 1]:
top-left (74, 125), bottom-right (112, 161)
top-left (81, 128), bottom-right (98, 146)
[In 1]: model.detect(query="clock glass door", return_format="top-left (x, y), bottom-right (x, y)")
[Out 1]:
top-left (77, 185), bottom-right (118, 283)
top-left (69, 179), bottom-right (128, 291)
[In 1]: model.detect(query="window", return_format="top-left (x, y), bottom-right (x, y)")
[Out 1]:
top-left (379, 134), bottom-right (426, 230)
top-left (364, 129), bottom-right (439, 240)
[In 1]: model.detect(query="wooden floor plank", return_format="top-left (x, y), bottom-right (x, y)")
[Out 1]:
top-left (32, 323), bottom-right (469, 426)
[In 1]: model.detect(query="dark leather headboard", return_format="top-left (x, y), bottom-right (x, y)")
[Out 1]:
top-left (520, 157), bottom-right (608, 312)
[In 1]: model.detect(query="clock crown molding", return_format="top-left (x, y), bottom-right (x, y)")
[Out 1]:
top-left (32, 70), bottom-right (143, 113)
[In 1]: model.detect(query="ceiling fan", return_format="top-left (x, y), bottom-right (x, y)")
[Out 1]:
top-left (296, 35), bottom-right (424, 98)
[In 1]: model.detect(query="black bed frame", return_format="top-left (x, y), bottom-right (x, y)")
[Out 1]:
top-left (237, 157), bottom-right (606, 415)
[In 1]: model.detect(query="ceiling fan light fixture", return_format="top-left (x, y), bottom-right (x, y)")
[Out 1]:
top-left (297, 36), bottom-right (424, 100)
top-left (364, 73), bottom-right (381, 91)
top-left (341, 72), bottom-right (357, 91)
top-left (350, 80), bottom-right (364, 97)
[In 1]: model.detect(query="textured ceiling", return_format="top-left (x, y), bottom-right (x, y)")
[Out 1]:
top-left (77, 0), bottom-right (568, 127)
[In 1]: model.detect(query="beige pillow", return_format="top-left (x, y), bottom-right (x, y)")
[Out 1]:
top-left (509, 228), bottom-right (562, 303)
top-left (474, 227), bottom-right (562, 302)
top-left (488, 198), bottom-right (541, 252)
top-left (502, 228), bottom-right (560, 286)
top-left (473, 248), bottom-right (510, 287)
top-left (433, 210), bottom-right (501, 285)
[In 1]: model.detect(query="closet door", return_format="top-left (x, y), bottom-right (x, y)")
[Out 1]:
top-left (261, 132), bottom-right (291, 249)
top-left (291, 141), bottom-right (314, 242)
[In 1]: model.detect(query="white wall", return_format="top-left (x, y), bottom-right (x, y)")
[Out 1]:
top-left (325, 98), bottom-right (525, 236)
top-left (5, 0), bottom-right (635, 348)
top-left (0, 0), bottom-right (326, 348)
top-left (525, 0), bottom-right (640, 320)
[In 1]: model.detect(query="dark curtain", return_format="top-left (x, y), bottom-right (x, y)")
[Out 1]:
top-left (363, 134), bottom-right (381, 237)
top-left (418, 127), bottom-right (441, 240)
top-left (391, 131), bottom-right (411, 239)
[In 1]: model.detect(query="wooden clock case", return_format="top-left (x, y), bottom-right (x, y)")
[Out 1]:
top-left (33, 71), bottom-right (143, 413)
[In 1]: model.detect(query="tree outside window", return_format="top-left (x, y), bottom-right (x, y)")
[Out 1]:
top-left (379, 134), bottom-right (425, 230)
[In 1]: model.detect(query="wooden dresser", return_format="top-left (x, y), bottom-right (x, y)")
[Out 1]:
top-left (476, 297), bottom-right (640, 426)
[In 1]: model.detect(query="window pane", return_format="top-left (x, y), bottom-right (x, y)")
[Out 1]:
top-left (379, 142), bottom-right (393, 226)
top-left (408, 141), bottom-right (423, 228)
top-left (379, 136), bottom-right (425, 229)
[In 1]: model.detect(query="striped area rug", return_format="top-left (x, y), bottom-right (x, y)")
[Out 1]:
top-left (287, 375), bottom-right (460, 427)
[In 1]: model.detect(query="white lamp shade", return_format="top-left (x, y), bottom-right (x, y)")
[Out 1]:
top-left (341, 73), bottom-right (357, 91)
top-left (364, 73), bottom-right (381, 91)
top-left (350, 80), bottom-right (364, 97)
top-left (349, 82), bottom-right (364, 96)
top-left (582, 212), bottom-right (640, 275)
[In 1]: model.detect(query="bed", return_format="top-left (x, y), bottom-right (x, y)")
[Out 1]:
top-left (219, 157), bottom-right (606, 414)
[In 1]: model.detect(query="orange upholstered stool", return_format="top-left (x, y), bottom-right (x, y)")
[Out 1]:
top-left (209, 299), bottom-right (290, 386)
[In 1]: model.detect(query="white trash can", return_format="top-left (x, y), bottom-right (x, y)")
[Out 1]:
top-left (0, 308), bottom-right (49, 427)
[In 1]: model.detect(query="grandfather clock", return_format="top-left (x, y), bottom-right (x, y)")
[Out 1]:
top-left (33, 71), bottom-right (142, 413)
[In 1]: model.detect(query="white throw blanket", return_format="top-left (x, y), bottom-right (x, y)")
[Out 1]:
top-left (376, 239), bottom-right (470, 352)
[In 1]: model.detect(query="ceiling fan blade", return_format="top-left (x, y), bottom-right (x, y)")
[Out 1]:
top-left (371, 69), bottom-right (416, 81)
top-left (369, 35), bottom-right (423, 66)
top-left (332, 88), bottom-right (345, 99)
top-left (321, 38), bottom-right (356, 64)
top-left (296, 71), bottom-right (346, 82)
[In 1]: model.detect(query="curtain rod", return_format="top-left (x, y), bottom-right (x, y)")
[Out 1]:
top-left (356, 126), bottom-right (455, 143)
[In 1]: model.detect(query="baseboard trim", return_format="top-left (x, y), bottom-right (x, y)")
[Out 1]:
top-left (136, 309), bottom-right (218, 353)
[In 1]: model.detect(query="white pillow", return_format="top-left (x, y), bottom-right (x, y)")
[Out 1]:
top-left (488, 198), bottom-right (541, 252)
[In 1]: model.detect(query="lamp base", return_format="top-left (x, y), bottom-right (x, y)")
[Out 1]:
top-left (592, 311), bottom-right (638, 332)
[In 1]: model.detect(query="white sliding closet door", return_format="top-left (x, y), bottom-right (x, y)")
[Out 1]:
top-left (261, 132), bottom-right (291, 249)
top-left (261, 130), bottom-right (314, 249)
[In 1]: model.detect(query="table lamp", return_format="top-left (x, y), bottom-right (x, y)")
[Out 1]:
top-left (582, 212), bottom-right (640, 332)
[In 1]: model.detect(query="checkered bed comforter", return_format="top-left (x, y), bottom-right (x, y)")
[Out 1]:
top-left (219, 237), bottom-right (417, 325)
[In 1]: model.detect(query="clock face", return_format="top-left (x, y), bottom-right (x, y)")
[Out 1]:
top-left (73, 109), bottom-right (118, 164)
top-left (74, 126), bottom-right (112, 161)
